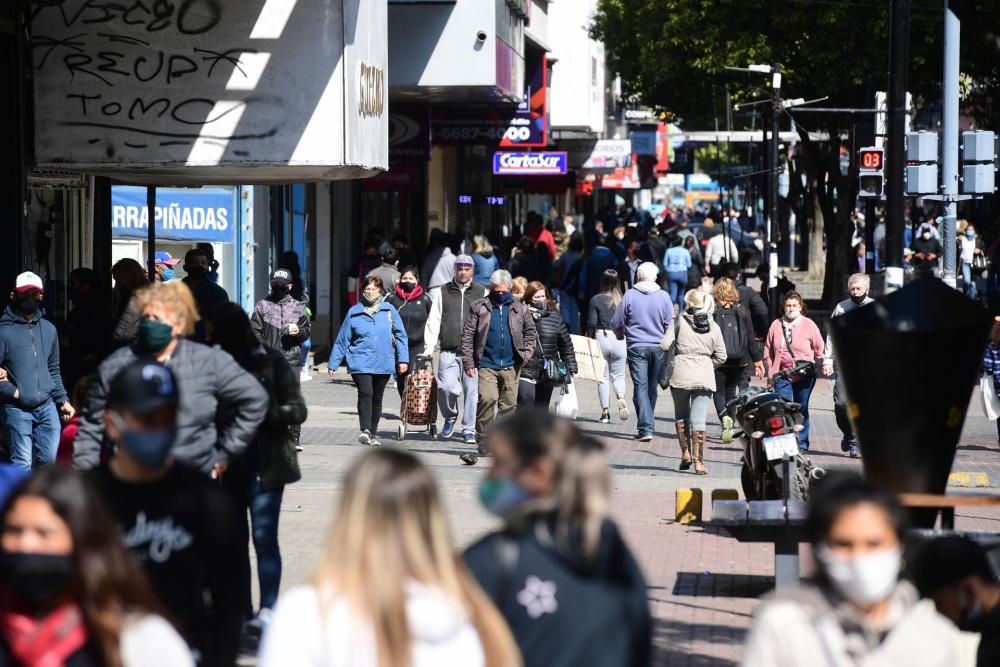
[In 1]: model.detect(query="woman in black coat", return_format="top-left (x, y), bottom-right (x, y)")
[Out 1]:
top-left (385, 266), bottom-right (433, 397)
top-left (517, 281), bottom-right (578, 409)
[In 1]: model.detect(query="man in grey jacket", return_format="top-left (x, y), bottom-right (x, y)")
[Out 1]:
top-left (822, 273), bottom-right (874, 459)
top-left (74, 281), bottom-right (268, 477)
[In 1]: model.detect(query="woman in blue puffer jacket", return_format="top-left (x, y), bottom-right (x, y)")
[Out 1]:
top-left (328, 275), bottom-right (409, 446)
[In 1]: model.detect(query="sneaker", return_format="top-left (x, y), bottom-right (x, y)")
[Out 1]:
top-left (246, 608), bottom-right (274, 638)
top-left (358, 430), bottom-right (371, 446)
top-left (637, 433), bottom-right (653, 443)
top-left (848, 445), bottom-right (861, 459)
top-left (798, 444), bottom-right (809, 452)
top-left (299, 368), bottom-right (312, 383)
top-left (840, 436), bottom-right (852, 453)
top-left (441, 421), bottom-right (455, 439)
top-left (459, 453), bottom-right (479, 465)
top-left (463, 431), bottom-right (477, 445)
top-left (617, 395), bottom-right (630, 421)
top-left (599, 411), bottom-right (611, 424)
top-left (370, 434), bottom-right (382, 447)
top-left (721, 416), bottom-right (734, 444)
top-left (295, 444), bottom-right (303, 452)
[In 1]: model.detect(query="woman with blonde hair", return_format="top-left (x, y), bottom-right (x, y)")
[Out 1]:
top-left (666, 289), bottom-right (726, 474)
top-left (72, 281), bottom-right (269, 476)
top-left (472, 235), bottom-right (500, 287)
top-left (260, 448), bottom-right (521, 667)
top-left (464, 410), bottom-right (650, 667)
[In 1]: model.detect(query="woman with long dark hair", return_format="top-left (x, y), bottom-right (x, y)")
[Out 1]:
top-left (464, 411), bottom-right (650, 667)
top-left (0, 466), bottom-right (192, 666)
top-left (587, 269), bottom-right (629, 424)
top-left (204, 302), bottom-right (307, 637)
top-left (517, 282), bottom-right (577, 410)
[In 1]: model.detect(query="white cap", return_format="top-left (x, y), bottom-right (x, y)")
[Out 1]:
top-left (14, 271), bottom-right (43, 294)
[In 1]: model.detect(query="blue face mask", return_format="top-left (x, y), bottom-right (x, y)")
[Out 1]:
top-left (112, 413), bottom-right (176, 469)
top-left (966, 230), bottom-right (975, 239)
top-left (161, 267), bottom-right (175, 281)
top-left (490, 290), bottom-right (513, 306)
top-left (478, 476), bottom-right (530, 516)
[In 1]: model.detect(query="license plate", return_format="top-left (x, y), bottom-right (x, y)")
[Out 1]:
top-left (763, 434), bottom-right (800, 461)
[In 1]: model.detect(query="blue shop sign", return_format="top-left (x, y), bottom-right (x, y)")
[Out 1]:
top-left (493, 151), bottom-right (567, 175)
top-left (111, 186), bottom-right (236, 243)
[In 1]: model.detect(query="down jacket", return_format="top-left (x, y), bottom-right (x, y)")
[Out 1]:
top-left (73, 339), bottom-right (269, 475)
top-left (251, 293), bottom-right (311, 367)
top-left (520, 306), bottom-right (578, 382)
top-left (665, 312), bottom-right (727, 391)
top-left (328, 301), bottom-right (409, 375)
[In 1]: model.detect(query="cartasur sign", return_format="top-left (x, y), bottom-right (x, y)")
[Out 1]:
top-left (493, 152), bottom-right (567, 175)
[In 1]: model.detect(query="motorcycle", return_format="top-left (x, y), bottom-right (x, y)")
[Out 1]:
top-left (726, 360), bottom-right (825, 501)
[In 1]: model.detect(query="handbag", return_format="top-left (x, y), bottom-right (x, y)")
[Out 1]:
top-left (542, 357), bottom-right (571, 387)
top-left (658, 319), bottom-right (681, 390)
top-left (981, 373), bottom-right (1000, 421)
top-left (973, 252), bottom-right (988, 272)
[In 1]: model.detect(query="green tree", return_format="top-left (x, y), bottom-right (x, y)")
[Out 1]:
top-left (592, 0), bottom-right (943, 304)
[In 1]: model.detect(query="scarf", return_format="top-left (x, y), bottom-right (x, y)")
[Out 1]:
top-left (394, 283), bottom-right (424, 302)
top-left (781, 315), bottom-right (802, 349)
top-left (0, 593), bottom-right (88, 667)
top-left (361, 295), bottom-right (383, 318)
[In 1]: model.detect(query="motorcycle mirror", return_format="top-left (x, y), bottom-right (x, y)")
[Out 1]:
top-left (830, 276), bottom-right (991, 526)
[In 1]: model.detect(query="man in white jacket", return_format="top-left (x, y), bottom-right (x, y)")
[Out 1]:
top-left (704, 228), bottom-right (739, 274)
top-left (822, 273), bottom-right (875, 459)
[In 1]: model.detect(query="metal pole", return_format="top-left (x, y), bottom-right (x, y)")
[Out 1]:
top-left (865, 199), bottom-right (877, 273)
top-left (941, 0), bottom-right (960, 287)
top-left (768, 68), bottom-right (781, 317)
top-left (884, 0), bottom-right (910, 290)
top-left (146, 186), bottom-right (156, 282)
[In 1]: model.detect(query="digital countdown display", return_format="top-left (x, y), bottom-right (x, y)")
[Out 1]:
top-left (457, 195), bottom-right (506, 206)
top-left (860, 148), bottom-right (883, 170)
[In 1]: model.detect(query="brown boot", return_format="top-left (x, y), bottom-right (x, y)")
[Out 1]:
top-left (693, 430), bottom-right (708, 475)
top-left (676, 420), bottom-right (692, 470)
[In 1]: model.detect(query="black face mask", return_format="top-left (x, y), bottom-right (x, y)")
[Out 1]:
top-left (271, 285), bottom-right (290, 299)
top-left (399, 281), bottom-right (416, 293)
top-left (0, 551), bottom-right (74, 611)
top-left (15, 295), bottom-right (39, 315)
top-left (186, 266), bottom-right (208, 282)
top-left (850, 292), bottom-right (868, 305)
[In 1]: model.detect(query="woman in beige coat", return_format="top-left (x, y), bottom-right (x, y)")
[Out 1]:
top-left (664, 289), bottom-right (726, 474)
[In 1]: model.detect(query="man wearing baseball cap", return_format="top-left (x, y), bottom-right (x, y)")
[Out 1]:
top-left (422, 254), bottom-right (488, 444)
top-left (0, 271), bottom-right (74, 468)
top-left (251, 269), bottom-right (310, 446)
top-left (182, 247), bottom-right (229, 320)
top-left (152, 251), bottom-right (180, 282)
top-left (90, 359), bottom-right (242, 666)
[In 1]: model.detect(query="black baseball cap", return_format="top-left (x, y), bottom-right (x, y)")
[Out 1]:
top-left (107, 361), bottom-right (179, 416)
top-left (271, 269), bottom-right (292, 286)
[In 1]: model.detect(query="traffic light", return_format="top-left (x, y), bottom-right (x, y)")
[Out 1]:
top-left (960, 131), bottom-right (996, 195)
top-left (858, 146), bottom-right (884, 199)
top-left (905, 131), bottom-right (938, 196)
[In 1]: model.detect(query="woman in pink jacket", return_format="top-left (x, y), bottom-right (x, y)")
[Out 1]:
top-left (763, 291), bottom-right (825, 451)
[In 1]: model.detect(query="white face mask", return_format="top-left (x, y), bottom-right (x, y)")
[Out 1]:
top-left (816, 545), bottom-right (901, 607)
top-left (784, 308), bottom-right (801, 320)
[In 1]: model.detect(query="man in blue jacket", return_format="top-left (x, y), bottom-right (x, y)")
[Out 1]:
top-left (0, 271), bottom-right (74, 468)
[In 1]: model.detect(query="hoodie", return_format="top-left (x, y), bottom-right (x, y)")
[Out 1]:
top-left (610, 281), bottom-right (674, 349)
top-left (259, 583), bottom-right (486, 667)
top-left (0, 306), bottom-right (68, 410)
top-left (464, 515), bottom-right (650, 667)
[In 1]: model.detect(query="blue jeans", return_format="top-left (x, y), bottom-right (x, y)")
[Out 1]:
top-left (247, 475), bottom-right (284, 612)
top-left (774, 377), bottom-right (816, 449)
top-left (667, 272), bottom-right (687, 309)
top-left (962, 262), bottom-right (977, 300)
top-left (627, 346), bottom-right (664, 437)
top-left (3, 402), bottom-right (60, 469)
top-left (300, 337), bottom-right (312, 366)
top-left (558, 290), bottom-right (580, 334)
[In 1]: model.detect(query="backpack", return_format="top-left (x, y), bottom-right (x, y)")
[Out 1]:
top-left (716, 307), bottom-right (746, 364)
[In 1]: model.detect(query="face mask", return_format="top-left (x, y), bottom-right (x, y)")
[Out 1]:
top-left (361, 293), bottom-right (381, 307)
top-left (512, 294), bottom-right (522, 302)
top-left (922, 232), bottom-right (931, 240)
top-left (478, 477), bottom-right (530, 517)
top-left (186, 266), bottom-right (208, 281)
top-left (850, 292), bottom-right (868, 305)
top-left (113, 412), bottom-right (176, 468)
top-left (966, 231), bottom-right (975, 239)
top-left (399, 281), bottom-right (416, 293)
top-left (816, 545), bottom-right (901, 607)
top-left (15, 295), bottom-right (39, 315)
top-left (490, 291), bottom-right (513, 306)
top-left (160, 267), bottom-right (175, 281)
top-left (136, 318), bottom-right (174, 352)
top-left (271, 285), bottom-right (290, 299)
top-left (0, 551), bottom-right (73, 611)
top-left (531, 297), bottom-right (547, 309)
top-left (784, 308), bottom-right (801, 320)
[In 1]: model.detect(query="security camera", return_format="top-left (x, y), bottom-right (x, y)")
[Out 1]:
top-left (476, 31), bottom-right (487, 42)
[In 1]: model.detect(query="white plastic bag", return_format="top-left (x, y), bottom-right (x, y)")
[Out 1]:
top-left (981, 374), bottom-right (1000, 421)
top-left (554, 380), bottom-right (579, 420)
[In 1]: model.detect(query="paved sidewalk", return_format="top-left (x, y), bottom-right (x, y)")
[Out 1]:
top-left (266, 369), bottom-right (1000, 666)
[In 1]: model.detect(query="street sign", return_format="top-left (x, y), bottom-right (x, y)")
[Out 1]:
top-left (492, 152), bottom-right (567, 175)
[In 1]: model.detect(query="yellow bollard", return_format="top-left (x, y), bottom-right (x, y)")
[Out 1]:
top-left (676, 488), bottom-right (703, 524)
top-left (711, 488), bottom-right (739, 503)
